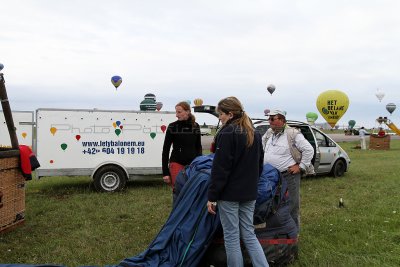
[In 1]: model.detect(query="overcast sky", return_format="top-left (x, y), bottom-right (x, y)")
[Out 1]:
top-left (1, 0), bottom-right (400, 128)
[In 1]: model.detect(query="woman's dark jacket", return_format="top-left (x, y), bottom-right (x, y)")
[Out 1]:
top-left (208, 122), bottom-right (264, 202)
top-left (162, 118), bottom-right (202, 176)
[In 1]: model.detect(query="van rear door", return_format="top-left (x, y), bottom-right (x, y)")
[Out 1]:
top-left (296, 125), bottom-right (319, 167)
top-left (312, 129), bottom-right (337, 174)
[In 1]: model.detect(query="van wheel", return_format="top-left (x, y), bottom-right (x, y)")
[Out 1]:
top-left (93, 165), bottom-right (127, 192)
top-left (332, 160), bottom-right (346, 178)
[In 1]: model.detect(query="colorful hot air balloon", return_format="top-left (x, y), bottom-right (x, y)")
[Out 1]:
top-left (156, 102), bottom-right (163, 111)
top-left (306, 112), bottom-right (318, 125)
top-left (348, 120), bottom-right (356, 130)
top-left (111, 75), bottom-right (122, 89)
top-left (193, 98), bottom-right (203, 106)
top-left (267, 84), bottom-right (275, 95)
top-left (375, 89), bottom-right (385, 102)
top-left (316, 90), bottom-right (349, 128)
top-left (386, 103), bottom-right (396, 115)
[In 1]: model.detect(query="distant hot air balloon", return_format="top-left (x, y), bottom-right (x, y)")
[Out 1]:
top-left (156, 102), bottom-right (163, 111)
top-left (306, 112), bottom-right (318, 125)
top-left (0, 63), bottom-right (4, 71)
top-left (348, 120), bottom-right (356, 130)
top-left (193, 98), bottom-right (203, 106)
top-left (267, 84), bottom-right (275, 95)
top-left (386, 103), bottom-right (396, 115)
top-left (111, 75), bottom-right (122, 89)
top-left (375, 89), bottom-right (385, 102)
top-left (264, 108), bottom-right (270, 116)
top-left (316, 90), bottom-right (349, 128)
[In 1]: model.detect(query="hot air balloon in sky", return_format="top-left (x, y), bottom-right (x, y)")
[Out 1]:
top-left (316, 90), bottom-right (349, 128)
top-left (267, 84), bottom-right (275, 95)
top-left (386, 103), bottom-right (396, 115)
top-left (0, 63), bottom-right (4, 71)
top-left (156, 102), bottom-right (163, 111)
top-left (193, 98), bottom-right (203, 106)
top-left (375, 89), bottom-right (385, 102)
top-left (306, 112), bottom-right (318, 125)
top-left (348, 120), bottom-right (356, 129)
top-left (111, 75), bottom-right (122, 89)
top-left (264, 108), bottom-right (270, 116)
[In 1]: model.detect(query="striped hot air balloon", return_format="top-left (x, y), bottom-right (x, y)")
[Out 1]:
top-left (386, 103), bottom-right (396, 115)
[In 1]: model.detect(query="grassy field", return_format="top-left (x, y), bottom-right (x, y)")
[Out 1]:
top-left (1, 141), bottom-right (400, 266)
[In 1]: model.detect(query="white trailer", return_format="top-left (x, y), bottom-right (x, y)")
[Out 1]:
top-left (35, 108), bottom-right (177, 192)
top-left (0, 110), bottom-right (34, 148)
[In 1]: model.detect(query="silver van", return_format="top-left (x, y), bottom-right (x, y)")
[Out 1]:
top-left (253, 119), bottom-right (351, 177)
top-left (193, 105), bottom-right (351, 178)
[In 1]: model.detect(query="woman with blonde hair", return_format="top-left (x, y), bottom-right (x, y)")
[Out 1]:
top-left (207, 97), bottom-right (268, 266)
top-left (162, 101), bottom-right (202, 201)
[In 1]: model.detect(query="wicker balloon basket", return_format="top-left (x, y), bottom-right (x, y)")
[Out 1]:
top-left (0, 72), bottom-right (26, 233)
top-left (0, 149), bottom-right (25, 233)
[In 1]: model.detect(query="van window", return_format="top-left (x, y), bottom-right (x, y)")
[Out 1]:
top-left (313, 130), bottom-right (328, 147)
top-left (255, 125), bottom-right (270, 136)
top-left (298, 126), bottom-right (315, 146)
top-left (313, 129), bottom-right (336, 147)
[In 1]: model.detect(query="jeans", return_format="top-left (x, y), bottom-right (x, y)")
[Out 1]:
top-left (282, 172), bottom-right (301, 231)
top-left (218, 200), bottom-right (269, 267)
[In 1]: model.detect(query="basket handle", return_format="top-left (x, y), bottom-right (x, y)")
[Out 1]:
top-left (0, 73), bottom-right (19, 149)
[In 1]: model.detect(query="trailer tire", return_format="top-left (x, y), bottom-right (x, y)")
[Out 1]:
top-left (93, 165), bottom-right (127, 192)
top-left (331, 159), bottom-right (346, 178)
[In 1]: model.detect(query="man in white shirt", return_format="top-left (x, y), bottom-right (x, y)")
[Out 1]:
top-left (358, 126), bottom-right (368, 150)
top-left (262, 110), bottom-right (314, 232)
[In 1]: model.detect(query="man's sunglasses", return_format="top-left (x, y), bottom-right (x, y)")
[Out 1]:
top-left (268, 116), bottom-right (279, 121)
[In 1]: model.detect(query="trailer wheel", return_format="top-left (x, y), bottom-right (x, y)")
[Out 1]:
top-left (94, 165), bottom-right (127, 192)
top-left (331, 159), bottom-right (346, 178)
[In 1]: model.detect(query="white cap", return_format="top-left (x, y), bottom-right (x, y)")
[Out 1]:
top-left (266, 109), bottom-right (287, 117)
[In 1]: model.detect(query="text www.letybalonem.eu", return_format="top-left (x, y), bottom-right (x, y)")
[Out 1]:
top-left (81, 140), bottom-right (145, 155)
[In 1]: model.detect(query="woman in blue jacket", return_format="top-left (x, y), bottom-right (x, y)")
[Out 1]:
top-left (207, 97), bottom-right (268, 267)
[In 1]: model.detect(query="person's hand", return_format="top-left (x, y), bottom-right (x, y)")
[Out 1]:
top-left (163, 175), bottom-right (171, 184)
top-left (288, 164), bottom-right (301, 174)
top-left (207, 201), bottom-right (217, 215)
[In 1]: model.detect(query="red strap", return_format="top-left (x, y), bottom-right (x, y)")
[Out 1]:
top-left (259, 238), bottom-right (298, 245)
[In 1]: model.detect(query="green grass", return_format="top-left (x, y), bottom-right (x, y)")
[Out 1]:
top-left (1, 141), bottom-right (400, 266)
top-left (297, 141), bottom-right (400, 267)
